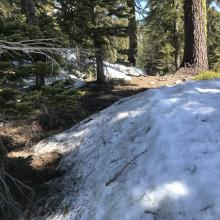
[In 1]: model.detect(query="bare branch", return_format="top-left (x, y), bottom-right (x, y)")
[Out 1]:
top-left (106, 147), bottom-right (151, 186)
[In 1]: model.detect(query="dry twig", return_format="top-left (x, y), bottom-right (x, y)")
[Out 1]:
top-left (106, 147), bottom-right (150, 186)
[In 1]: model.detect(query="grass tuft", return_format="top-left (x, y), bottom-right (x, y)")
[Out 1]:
top-left (194, 71), bottom-right (220, 81)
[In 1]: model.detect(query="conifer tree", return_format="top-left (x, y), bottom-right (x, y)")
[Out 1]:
top-left (56, 0), bottom-right (128, 84)
top-left (127, 0), bottom-right (137, 66)
top-left (180, 0), bottom-right (209, 73)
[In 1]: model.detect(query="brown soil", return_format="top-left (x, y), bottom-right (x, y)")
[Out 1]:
top-left (130, 73), bottom-right (193, 89)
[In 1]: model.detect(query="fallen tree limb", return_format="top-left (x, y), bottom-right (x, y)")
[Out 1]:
top-left (106, 147), bottom-right (150, 186)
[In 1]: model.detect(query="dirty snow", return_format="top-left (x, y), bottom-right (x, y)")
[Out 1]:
top-left (31, 79), bottom-right (220, 220)
top-left (23, 62), bottom-right (144, 89)
top-left (23, 74), bottom-right (86, 89)
top-left (104, 62), bottom-right (145, 81)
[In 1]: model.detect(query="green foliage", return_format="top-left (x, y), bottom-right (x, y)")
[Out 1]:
top-left (0, 1), bottom-right (68, 88)
top-left (194, 71), bottom-right (220, 80)
top-left (20, 62), bottom-right (58, 78)
top-left (56, 0), bottom-right (130, 63)
top-left (0, 19), bottom-right (42, 41)
top-left (0, 88), bottom-right (18, 101)
top-left (0, 80), bottom-right (85, 130)
top-left (16, 65), bottom-right (36, 79)
top-left (137, 0), bottom-right (184, 74)
top-left (0, 61), bottom-right (13, 72)
top-left (0, 61), bottom-right (16, 81)
top-left (138, 1), bottom-right (220, 74)
top-left (32, 83), bottom-right (85, 130)
top-left (208, 8), bottom-right (220, 72)
top-left (40, 84), bottom-right (82, 110)
top-left (0, 88), bottom-right (22, 118)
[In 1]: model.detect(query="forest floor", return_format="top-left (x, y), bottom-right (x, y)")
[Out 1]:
top-left (0, 72), bottom-right (194, 217)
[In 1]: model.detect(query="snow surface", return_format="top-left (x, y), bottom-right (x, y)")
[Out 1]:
top-left (23, 62), bottom-right (144, 89)
top-left (104, 62), bottom-right (145, 81)
top-left (23, 75), bottom-right (86, 89)
top-left (31, 79), bottom-right (220, 220)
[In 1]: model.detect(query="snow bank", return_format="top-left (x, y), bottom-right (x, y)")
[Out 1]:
top-left (104, 62), bottom-right (145, 81)
top-left (30, 79), bottom-right (220, 220)
top-left (23, 74), bottom-right (86, 89)
top-left (23, 62), bottom-right (144, 88)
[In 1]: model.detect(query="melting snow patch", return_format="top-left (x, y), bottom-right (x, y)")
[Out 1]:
top-left (103, 62), bottom-right (145, 81)
top-left (30, 79), bottom-right (220, 220)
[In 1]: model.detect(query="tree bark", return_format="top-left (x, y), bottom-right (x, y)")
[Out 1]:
top-left (24, 0), bottom-right (38, 25)
top-left (174, 19), bottom-right (180, 70)
top-left (173, 0), bottom-right (180, 70)
top-left (36, 75), bottom-right (45, 89)
top-left (22, 0), bottom-right (43, 87)
top-left (94, 37), bottom-right (105, 84)
top-left (92, 3), bottom-right (106, 84)
top-left (127, 0), bottom-right (138, 66)
top-left (181, 0), bottom-right (208, 74)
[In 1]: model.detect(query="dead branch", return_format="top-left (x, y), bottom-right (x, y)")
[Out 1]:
top-left (106, 147), bottom-right (150, 186)
top-left (0, 39), bottom-right (96, 74)
top-left (0, 167), bottom-right (33, 215)
top-left (144, 210), bottom-right (159, 220)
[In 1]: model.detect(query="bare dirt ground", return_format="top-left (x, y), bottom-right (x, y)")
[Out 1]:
top-left (128, 73), bottom-right (193, 89)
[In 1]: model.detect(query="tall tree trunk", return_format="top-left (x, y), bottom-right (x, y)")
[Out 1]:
top-left (22, 0), bottom-right (44, 88)
top-left (127, 0), bottom-right (137, 66)
top-left (181, 0), bottom-right (208, 74)
top-left (94, 37), bottom-right (105, 84)
top-left (173, 0), bottom-right (180, 70)
top-left (92, 3), bottom-right (105, 84)
top-left (174, 19), bottom-right (180, 70)
top-left (24, 0), bottom-right (38, 25)
top-left (36, 74), bottom-right (45, 89)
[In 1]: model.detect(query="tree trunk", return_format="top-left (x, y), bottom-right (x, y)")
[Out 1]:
top-left (36, 74), bottom-right (45, 89)
top-left (24, 0), bottom-right (38, 25)
top-left (22, 0), bottom-right (43, 87)
top-left (94, 38), bottom-right (105, 84)
top-left (181, 0), bottom-right (208, 74)
top-left (173, 0), bottom-right (180, 70)
top-left (127, 0), bottom-right (137, 66)
top-left (92, 3), bottom-right (105, 84)
top-left (174, 19), bottom-right (180, 70)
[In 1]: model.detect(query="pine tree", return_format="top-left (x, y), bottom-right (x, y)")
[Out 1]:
top-left (208, 6), bottom-right (220, 71)
top-left (138, 0), bottom-right (183, 74)
top-left (181, 0), bottom-right (209, 73)
top-left (56, 0), bottom-right (128, 84)
top-left (127, 0), bottom-right (137, 66)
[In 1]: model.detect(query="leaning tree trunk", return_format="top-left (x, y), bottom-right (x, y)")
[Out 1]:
top-left (127, 0), bottom-right (138, 67)
top-left (181, 0), bottom-right (208, 74)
